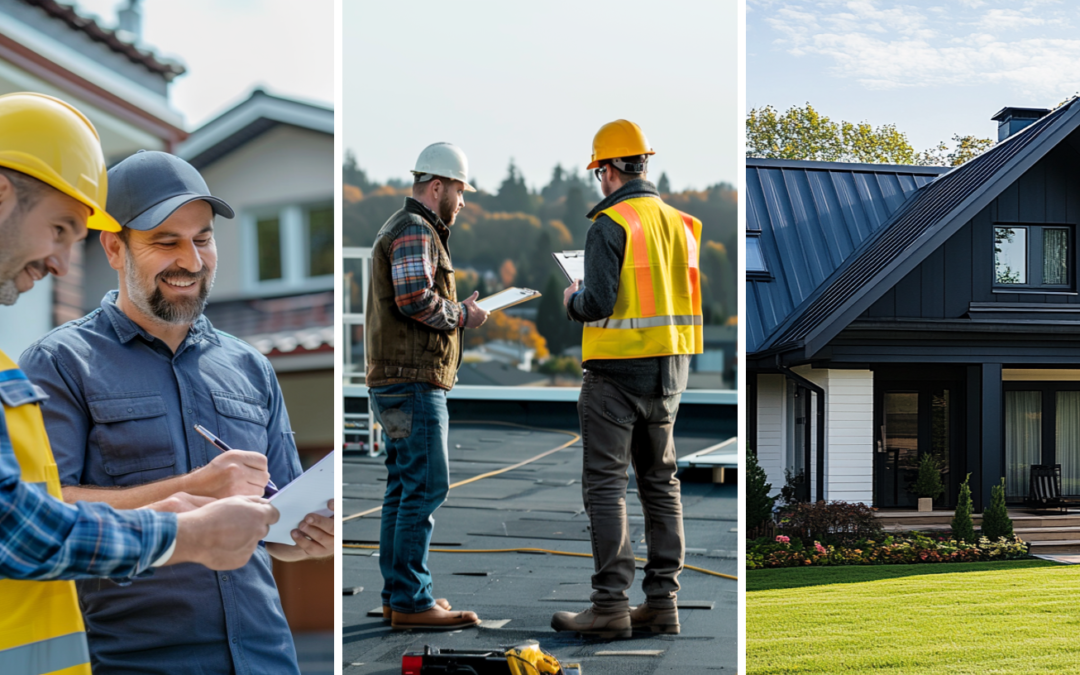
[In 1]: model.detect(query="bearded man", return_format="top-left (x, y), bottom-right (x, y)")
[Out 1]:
top-left (365, 142), bottom-right (488, 631)
top-left (20, 150), bottom-right (333, 674)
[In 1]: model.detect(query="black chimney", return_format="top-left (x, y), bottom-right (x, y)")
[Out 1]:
top-left (991, 107), bottom-right (1051, 142)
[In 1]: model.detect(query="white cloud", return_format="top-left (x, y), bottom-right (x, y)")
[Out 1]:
top-left (976, 8), bottom-right (1046, 30)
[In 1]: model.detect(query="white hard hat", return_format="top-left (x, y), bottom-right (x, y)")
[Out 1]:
top-left (411, 142), bottom-right (476, 192)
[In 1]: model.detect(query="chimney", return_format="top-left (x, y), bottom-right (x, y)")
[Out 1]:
top-left (991, 106), bottom-right (1051, 142)
top-left (117, 0), bottom-right (142, 43)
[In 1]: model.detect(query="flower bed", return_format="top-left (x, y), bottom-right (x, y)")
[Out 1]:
top-left (747, 532), bottom-right (1029, 570)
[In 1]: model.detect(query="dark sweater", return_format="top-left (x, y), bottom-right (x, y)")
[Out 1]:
top-left (566, 179), bottom-right (690, 397)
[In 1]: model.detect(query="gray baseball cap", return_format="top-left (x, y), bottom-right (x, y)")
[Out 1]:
top-left (106, 150), bottom-right (234, 231)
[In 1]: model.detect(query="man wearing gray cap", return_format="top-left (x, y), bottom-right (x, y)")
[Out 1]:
top-left (20, 151), bottom-right (333, 674)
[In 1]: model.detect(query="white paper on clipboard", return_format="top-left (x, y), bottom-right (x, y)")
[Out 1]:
top-left (475, 287), bottom-right (541, 313)
top-left (264, 450), bottom-right (335, 545)
top-left (552, 251), bottom-right (586, 283)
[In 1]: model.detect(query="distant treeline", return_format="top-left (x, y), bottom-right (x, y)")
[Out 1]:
top-left (344, 151), bottom-right (738, 356)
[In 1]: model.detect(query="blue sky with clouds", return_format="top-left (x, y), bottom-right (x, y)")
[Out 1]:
top-left (748, 0), bottom-right (1080, 153)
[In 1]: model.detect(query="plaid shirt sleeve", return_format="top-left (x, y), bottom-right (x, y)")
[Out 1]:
top-left (390, 223), bottom-right (464, 330)
top-left (0, 420), bottom-right (177, 581)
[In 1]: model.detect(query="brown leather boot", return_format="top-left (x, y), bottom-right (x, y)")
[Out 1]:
top-left (382, 598), bottom-right (451, 623)
top-left (630, 604), bottom-right (680, 634)
top-left (550, 607), bottom-right (632, 639)
top-left (391, 605), bottom-right (480, 632)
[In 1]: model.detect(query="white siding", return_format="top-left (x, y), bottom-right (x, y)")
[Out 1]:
top-left (814, 368), bottom-right (874, 504)
top-left (755, 373), bottom-right (785, 498)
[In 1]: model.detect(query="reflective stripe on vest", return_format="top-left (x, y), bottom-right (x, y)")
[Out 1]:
top-left (582, 197), bottom-right (704, 361)
top-left (0, 633), bottom-right (90, 675)
top-left (0, 350), bottom-right (91, 675)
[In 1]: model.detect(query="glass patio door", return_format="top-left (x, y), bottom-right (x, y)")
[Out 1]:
top-left (1005, 391), bottom-right (1042, 499)
top-left (875, 386), bottom-right (953, 508)
top-left (1057, 392), bottom-right (1080, 495)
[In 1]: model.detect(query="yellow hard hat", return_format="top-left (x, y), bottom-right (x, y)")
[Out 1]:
top-left (0, 92), bottom-right (119, 232)
top-left (587, 119), bottom-right (655, 170)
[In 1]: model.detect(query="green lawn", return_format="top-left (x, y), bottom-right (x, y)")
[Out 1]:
top-left (748, 560), bottom-right (1080, 674)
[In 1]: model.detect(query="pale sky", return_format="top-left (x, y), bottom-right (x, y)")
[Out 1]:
top-left (748, 0), bottom-right (1080, 154)
top-left (72, 0), bottom-right (334, 129)
top-left (344, 0), bottom-right (739, 193)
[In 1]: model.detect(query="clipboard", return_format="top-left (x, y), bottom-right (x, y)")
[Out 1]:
top-left (264, 450), bottom-right (335, 545)
top-left (552, 250), bottom-right (585, 283)
top-left (475, 287), bottom-right (541, 313)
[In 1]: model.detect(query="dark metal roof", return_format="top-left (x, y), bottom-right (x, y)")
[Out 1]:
top-left (745, 158), bottom-right (948, 352)
top-left (752, 99), bottom-right (1080, 361)
top-left (24, 0), bottom-right (185, 79)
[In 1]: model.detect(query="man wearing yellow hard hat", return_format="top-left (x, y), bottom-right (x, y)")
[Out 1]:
top-left (0, 92), bottom-right (280, 675)
top-left (552, 120), bottom-right (703, 639)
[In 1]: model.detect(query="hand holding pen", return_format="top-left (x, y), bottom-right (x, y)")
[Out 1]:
top-left (193, 424), bottom-right (278, 498)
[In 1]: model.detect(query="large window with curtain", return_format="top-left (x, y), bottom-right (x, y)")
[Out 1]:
top-left (1005, 391), bottom-right (1042, 499)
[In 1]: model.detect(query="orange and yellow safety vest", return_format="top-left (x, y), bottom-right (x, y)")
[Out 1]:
top-left (582, 196), bottom-right (703, 361)
top-left (0, 349), bottom-right (90, 675)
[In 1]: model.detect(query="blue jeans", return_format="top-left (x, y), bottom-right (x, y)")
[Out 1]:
top-left (369, 382), bottom-right (450, 613)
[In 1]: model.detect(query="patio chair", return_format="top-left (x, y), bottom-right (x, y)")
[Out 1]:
top-left (1026, 464), bottom-right (1080, 513)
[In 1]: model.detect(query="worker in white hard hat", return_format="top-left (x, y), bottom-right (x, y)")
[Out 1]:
top-left (0, 92), bottom-right (279, 675)
top-left (364, 142), bottom-right (488, 631)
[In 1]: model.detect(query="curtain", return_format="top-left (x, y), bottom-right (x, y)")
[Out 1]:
top-left (1058, 392), bottom-right (1080, 495)
top-left (1005, 391), bottom-right (1041, 499)
top-left (1044, 228), bottom-right (1069, 285)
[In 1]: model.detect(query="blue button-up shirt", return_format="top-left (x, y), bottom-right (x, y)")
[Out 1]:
top-left (20, 292), bottom-right (304, 675)
top-left (0, 364), bottom-right (176, 581)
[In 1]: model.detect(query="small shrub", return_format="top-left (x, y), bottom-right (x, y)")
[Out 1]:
top-left (778, 500), bottom-right (883, 546)
top-left (982, 478), bottom-right (1014, 541)
top-left (952, 473), bottom-right (977, 544)
top-left (779, 468), bottom-right (806, 507)
top-left (747, 449), bottom-right (777, 537)
top-left (911, 454), bottom-right (945, 502)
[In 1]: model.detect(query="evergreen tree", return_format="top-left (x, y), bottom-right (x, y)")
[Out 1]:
top-left (563, 185), bottom-right (590, 248)
top-left (494, 160), bottom-right (534, 214)
top-left (535, 274), bottom-right (572, 355)
top-left (952, 473), bottom-right (977, 544)
top-left (657, 172), bottom-right (671, 194)
top-left (747, 449), bottom-right (776, 534)
top-left (981, 478), bottom-right (1014, 541)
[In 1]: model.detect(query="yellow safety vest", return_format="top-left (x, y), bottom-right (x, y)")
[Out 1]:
top-left (582, 197), bottom-right (704, 361)
top-left (0, 350), bottom-right (91, 675)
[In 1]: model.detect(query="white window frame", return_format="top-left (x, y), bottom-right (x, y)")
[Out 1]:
top-left (245, 200), bottom-right (335, 294)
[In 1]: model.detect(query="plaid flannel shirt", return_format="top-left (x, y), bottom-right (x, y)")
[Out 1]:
top-left (0, 415), bottom-right (176, 581)
top-left (390, 200), bottom-right (464, 330)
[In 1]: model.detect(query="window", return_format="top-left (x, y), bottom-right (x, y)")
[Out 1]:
top-left (249, 201), bottom-right (334, 290)
top-left (747, 234), bottom-right (770, 279)
top-left (994, 225), bottom-right (1071, 289)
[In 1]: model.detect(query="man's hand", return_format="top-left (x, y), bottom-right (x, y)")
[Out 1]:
top-left (563, 279), bottom-right (581, 308)
top-left (268, 499), bottom-right (335, 562)
top-left (147, 492), bottom-right (213, 514)
top-left (186, 450), bottom-right (270, 499)
top-left (462, 291), bottom-right (489, 328)
top-left (169, 496), bottom-right (279, 570)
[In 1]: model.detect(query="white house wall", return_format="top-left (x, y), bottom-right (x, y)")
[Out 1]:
top-left (197, 125), bottom-right (333, 301)
top-left (755, 373), bottom-right (785, 498)
top-left (794, 366), bottom-right (874, 504)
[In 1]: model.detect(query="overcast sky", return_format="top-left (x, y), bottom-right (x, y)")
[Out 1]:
top-left (345, 0), bottom-right (738, 193)
top-left (73, 0), bottom-right (333, 129)
top-left (748, 0), bottom-right (1080, 153)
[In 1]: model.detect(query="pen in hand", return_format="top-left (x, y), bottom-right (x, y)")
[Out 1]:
top-left (193, 424), bottom-right (278, 497)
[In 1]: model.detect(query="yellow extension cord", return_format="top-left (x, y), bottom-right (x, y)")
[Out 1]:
top-left (344, 419), bottom-right (737, 581)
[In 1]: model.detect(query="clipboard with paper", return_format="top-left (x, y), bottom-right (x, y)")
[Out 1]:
top-left (475, 287), bottom-right (541, 313)
top-left (264, 450), bottom-right (335, 545)
top-left (552, 250), bottom-right (585, 283)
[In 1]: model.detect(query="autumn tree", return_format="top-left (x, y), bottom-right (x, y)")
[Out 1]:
top-left (747, 103), bottom-right (918, 164)
top-left (499, 259), bottom-right (517, 287)
top-left (466, 311), bottom-right (549, 359)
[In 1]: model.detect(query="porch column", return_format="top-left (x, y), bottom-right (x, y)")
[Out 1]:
top-left (966, 366), bottom-right (982, 511)
top-left (980, 363), bottom-right (1004, 511)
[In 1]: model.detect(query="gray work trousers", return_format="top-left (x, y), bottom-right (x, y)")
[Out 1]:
top-left (578, 371), bottom-right (685, 612)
